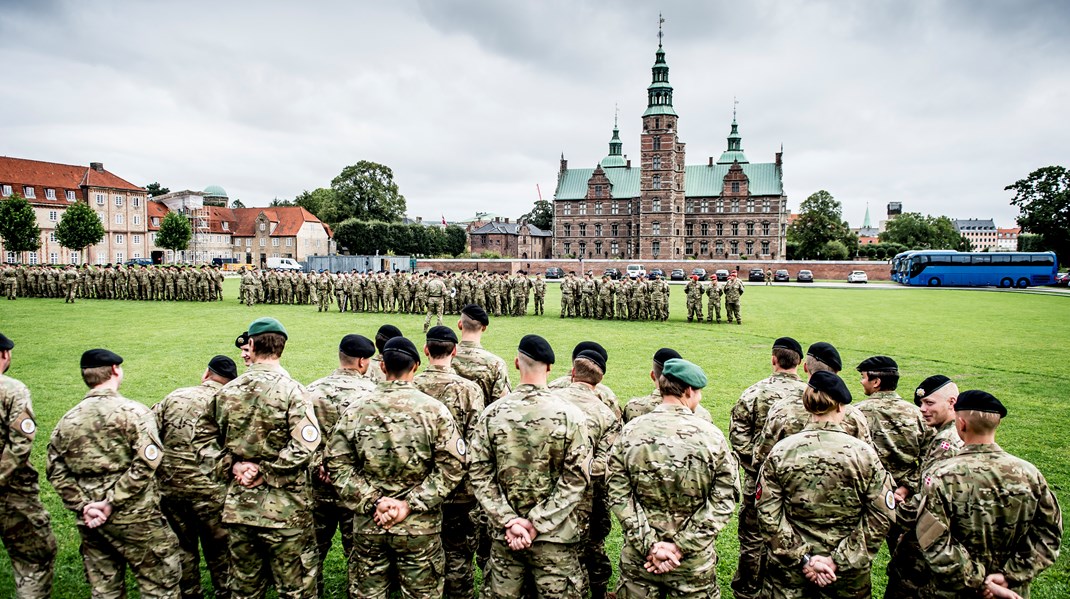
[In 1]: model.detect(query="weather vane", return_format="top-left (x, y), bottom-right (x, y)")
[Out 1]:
top-left (658, 13), bottom-right (665, 46)
top-left (614, 102), bottom-right (619, 128)
top-left (733, 96), bottom-right (740, 120)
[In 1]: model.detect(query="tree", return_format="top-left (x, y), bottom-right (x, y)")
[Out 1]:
top-left (330, 161), bottom-right (406, 223)
top-left (822, 240), bottom-right (850, 260)
top-left (55, 202), bottom-right (105, 262)
top-left (268, 197), bottom-right (293, 207)
top-left (156, 212), bottom-right (192, 262)
top-left (444, 225), bottom-right (467, 257)
top-left (1006, 166), bottom-right (1070, 261)
top-left (879, 212), bottom-right (964, 249)
top-left (0, 194), bottom-right (41, 256)
top-left (294, 188), bottom-right (339, 222)
top-left (519, 199), bottom-right (553, 230)
top-left (145, 182), bottom-right (170, 197)
top-left (230, 198), bottom-right (246, 209)
top-left (786, 190), bottom-right (856, 259)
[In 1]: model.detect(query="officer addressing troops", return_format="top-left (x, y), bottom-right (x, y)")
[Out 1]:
top-left (0, 332), bottom-right (57, 599)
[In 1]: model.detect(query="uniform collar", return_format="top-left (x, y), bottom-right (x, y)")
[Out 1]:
top-left (202, 380), bottom-right (224, 390)
top-left (959, 442), bottom-right (1003, 455)
top-left (84, 387), bottom-right (120, 400)
top-left (652, 401), bottom-right (692, 416)
top-left (803, 420), bottom-right (846, 433)
top-left (425, 364), bottom-right (451, 373)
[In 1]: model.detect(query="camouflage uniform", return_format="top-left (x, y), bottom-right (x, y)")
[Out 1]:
top-left (753, 396), bottom-right (873, 469)
top-left (412, 364), bottom-right (485, 599)
top-left (452, 340), bottom-right (511, 405)
top-left (607, 403), bottom-right (739, 599)
top-left (366, 355), bottom-right (386, 384)
top-left (205, 363), bottom-right (321, 599)
top-left (729, 372), bottom-right (807, 599)
top-left (326, 380), bottom-right (466, 599)
top-left (532, 276), bottom-right (546, 315)
top-left (757, 421), bottom-right (896, 599)
top-left (684, 279), bottom-right (703, 322)
top-left (425, 277), bottom-right (447, 332)
top-left (2, 266), bottom-right (17, 299)
top-left (549, 376), bottom-right (621, 419)
top-left (0, 373), bottom-right (57, 599)
top-left (723, 277), bottom-right (744, 324)
top-left (915, 443), bottom-right (1062, 598)
top-left (468, 383), bottom-right (592, 599)
top-left (706, 282), bottom-right (723, 323)
top-left (622, 389), bottom-right (713, 423)
top-left (240, 270), bottom-right (257, 307)
top-left (46, 387), bottom-right (182, 598)
top-left (559, 275), bottom-right (574, 318)
top-left (153, 380), bottom-right (232, 599)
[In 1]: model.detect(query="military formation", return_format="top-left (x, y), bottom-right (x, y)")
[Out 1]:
top-left (1, 262), bottom-right (224, 302)
top-left (0, 307), bottom-right (1062, 599)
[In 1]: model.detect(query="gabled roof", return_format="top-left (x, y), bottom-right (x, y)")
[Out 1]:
top-left (953, 218), bottom-right (996, 231)
top-left (0, 156), bottom-right (143, 199)
top-left (146, 201), bottom-right (169, 230)
top-left (555, 162), bottom-right (783, 200)
top-left (470, 222), bottom-right (551, 237)
top-left (230, 206), bottom-right (330, 238)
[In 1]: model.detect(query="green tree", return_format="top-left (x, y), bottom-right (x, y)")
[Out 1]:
top-left (786, 190), bottom-right (856, 259)
top-left (879, 212), bottom-right (964, 249)
top-left (444, 225), bottom-right (467, 256)
top-left (519, 199), bottom-right (553, 230)
top-left (230, 198), bottom-right (246, 209)
top-left (0, 194), bottom-right (41, 256)
top-left (145, 182), bottom-right (170, 197)
top-left (330, 161), bottom-right (406, 223)
top-left (294, 188), bottom-right (339, 221)
top-left (822, 240), bottom-right (850, 260)
top-left (1006, 166), bottom-right (1070, 261)
top-left (55, 202), bottom-right (105, 262)
top-left (268, 197), bottom-right (293, 207)
top-left (156, 212), bottom-right (192, 262)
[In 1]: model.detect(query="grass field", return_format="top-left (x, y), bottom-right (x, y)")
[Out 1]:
top-left (1, 279), bottom-right (1068, 598)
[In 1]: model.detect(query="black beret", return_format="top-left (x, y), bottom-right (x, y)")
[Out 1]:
top-left (235, 331), bottom-right (250, 349)
top-left (653, 347), bottom-right (681, 366)
top-left (571, 341), bottom-right (607, 361)
top-left (383, 337), bottom-right (421, 363)
top-left (808, 371), bottom-right (852, 404)
top-left (0, 333), bottom-right (12, 351)
top-left (377, 324), bottom-right (403, 339)
top-left (576, 349), bottom-right (606, 373)
top-left (857, 355), bottom-right (898, 373)
top-left (914, 375), bottom-right (954, 406)
top-left (207, 355), bottom-right (238, 381)
top-left (807, 342), bottom-right (842, 372)
top-left (81, 348), bottom-right (123, 369)
top-left (339, 334), bottom-right (375, 359)
top-left (518, 334), bottom-right (555, 365)
top-left (772, 336), bottom-right (802, 357)
top-left (426, 326), bottom-right (458, 344)
top-left (955, 390), bottom-right (1007, 417)
top-left (461, 304), bottom-right (490, 326)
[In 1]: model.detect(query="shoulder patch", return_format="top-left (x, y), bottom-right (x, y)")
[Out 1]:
top-left (916, 509), bottom-right (947, 551)
top-left (456, 438), bottom-right (467, 456)
top-left (291, 415), bottom-right (321, 452)
top-left (12, 409), bottom-right (36, 438)
top-left (884, 490), bottom-right (897, 510)
top-left (142, 442), bottom-right (162, 466)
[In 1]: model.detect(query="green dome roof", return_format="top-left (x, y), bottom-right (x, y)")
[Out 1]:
top-left (203, 185), bottom-right (228, 197)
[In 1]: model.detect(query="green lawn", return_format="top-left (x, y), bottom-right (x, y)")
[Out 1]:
top-left (1, 280), bottom-right (1067, 597)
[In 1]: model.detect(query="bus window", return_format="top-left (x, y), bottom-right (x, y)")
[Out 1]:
top-left (972, 255), bottom-right (991, 264)
top-left (1012, 255), bottom-right (1031, 264)
top-left (991, 255), bottom-right (1011, 265)
top-left (951, 255), bottom-right (971, 264)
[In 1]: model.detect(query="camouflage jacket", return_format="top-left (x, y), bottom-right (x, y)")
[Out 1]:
top-left (412, 364), bottom-right (485, 504)
top-left (205, 363), bottom-right (320, 529)
top-left (623, 389), bottom-right (713, 424)
top-left (855, 391), bottom-right (932, 493)
top-left (607, 403), bottom-right (739, 556)
top-left (706, 282), bottom-right (722, 300)
top-left (916, 444), bottom-right (1063, 595)
top-left (0, 375), bottom-right (43, 494)
top-left (754, 397), bottom-right (873, 468)
top-left (307, 368), bottom-right (376, 501)
top-left (549, 375), bottom-right (621, 419)
top-left (46, 388), bottom-right (165, 524)
top-left (730, 372), bottom-right (807, 491)
top-left (757, 421), bottom-right (896, 569)
top-left (452, 340), bottom-right (511, 404)
top-left (152, 380), bottom-right (226, 501)
top-left (326, 380), bottom-right (465, 535)
top-left (723, 278), bottom-right (744, 301)
top-left (920, 420), bottom-right (963, 477)
top-left (366, 356), bottom-right (386, 383)
top-left (684, 280), bottom-right (703, 300)
top-left (551, 382), bottom-right (621, 479)
top-left (468, 383), bottom-right (591, 544)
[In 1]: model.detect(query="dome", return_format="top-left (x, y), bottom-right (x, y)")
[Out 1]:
top-left (203, 185), bottom-right (228, 198)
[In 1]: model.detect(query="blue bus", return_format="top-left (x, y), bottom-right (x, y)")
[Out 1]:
top-left (890, 250), bottom-right (926, 283)
top-left (901, 251), bottom-right (1058, 288)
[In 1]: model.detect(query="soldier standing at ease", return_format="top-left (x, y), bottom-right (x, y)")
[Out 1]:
top-left (47, 349), bottom-right (181, 597)
top-left (765, 268), bottom-right (773, 285)
top-left (367, 324), bottom-right (404, 385)
top-left (202, 318), bottom-right (322, 598)
top-left (327, 336), bottom-right (466, 599)
top-left (706, 278), bottom-right (723, 323)
top-left (623, 348), bottom-right (713, 424)
top-left (468, 335), bottom-right (592, 599)
top-left (532, 273), bottom-right (546, 315)
top-left (685, 275), bottom-right (703, 323)
top-left (915, 391), bottom-right (1062, 599)
top-left (451, 304), bottom-right (511, 406)
top-left (0, 333), bottom-right (57, 599)
top-left (548, 341), bottom-right (620, 419)
top-left (425, 271), bottom-right (447, 332)
top-left (607, 358), bottom-right (739, 599)
top-left (153, 355), bottom-right (238, 599)
top-left (723, 270), bottom-right (744, 324)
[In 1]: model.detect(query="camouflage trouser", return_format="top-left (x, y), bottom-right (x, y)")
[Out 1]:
top-left (581, 483), bottom-right (613, 595)
top-left (350, 532), bottom-right (443, 599)
top-left (616, 297), bottom-right (628, 320)
top-left (442, 502), bottom-right (478, 599)
top-left (481, 540), bottom-right (584, 599)
top-left (580, 295), bottom-right (594, 318)
top-left (617, 542), bottom-right (718, 599)
top-left (599, 296), bottom-right (613, 319)
top-left (731, 488), bottom-right (765, 599)
top-left (686, 298), bottom-right (702, 321)
top-left (160, 494), bottom-right (231, 599)
top-left (66, 283), bottom-right (77, 303)
top-left (243, 285), bottom-right (256, 306)
top-left (885, 525), bottom-right (932, 599)
top-left (1, 491), bottom-right (57, 599)
top-left (726, 300), bottom-right (741, 323)
top-left (225, 524), bottom-right (317, 599)
top-left (77, 517), bottom-right (182, 599)
top-left (766, 562), bottom-right (871, 599)
top-left (707, 299), bottom-right (722, 322)
top-left (312, 499), bottom-right (354, 596)
top-left (559, 294), bottom-right (572, 318)
top-left (424, 297), bottom-right (444, 331)
top-left (534, 294), bottom-right (544, 315)
top-left (318, 291), bottom-right (331, 312)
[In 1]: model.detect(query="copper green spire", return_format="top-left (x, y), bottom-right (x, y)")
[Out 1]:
top-left (643, 13), bottom-right (676, 118)
top-left (863, 203), bottom-right (872, 228)
top-left (601, 107), bottom-right (626, 168)
top-left (717, 102), bottom-right (749, 164)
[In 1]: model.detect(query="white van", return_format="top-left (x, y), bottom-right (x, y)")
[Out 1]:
top-left (266, 257), bottom-right (303, 271)
top-left (626, 264), bottom-right (646, 279)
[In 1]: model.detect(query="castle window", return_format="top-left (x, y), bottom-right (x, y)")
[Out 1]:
top-left (746, 241), bottom-right (754, 255)
top-left (732, 182), bottom-right (740, 193)
top-left (564, 203), bottom-right (571, 216)
top-left (652, 198), bottom-right (661, 212)
top-left (579, 242), bottom-right (587, 256)
top-left (611, 201), bottom-right (619, 215)
top-left (579, 203), bottom-right (587, 215)
top-left (654, 118), bottom-right (661, 129)
top-left (594, 185), bottom-right (603, 198)
top-left (564, 242), bottom-right (571, 255)
top-left (731, 199), bottom-right (739, 213)
top-left (653, 156), bottom-right (662, 169)
top-left (685, 241), bottom-right (693, 254)
top-left (716, 199), bottom-right (724, 213)
top-left (700, 240), bottom-right (709, 254)
top-left (652, 175), bottom-right (661, 190)
top-left (715, 241), bottom-right (724, 255)
top-left (763, 199), bottom-right (771, 213)
top-left (716, 223), bottom-right (724, 236)
top-left (651, 241), bottom-right (660, 258)
top-left (746, 222), bottom-right (755, 236)
top-left (652, 222), bottom-right (661, 236)
top-left (747, 199), bottom-right (755, 213)
top-left (611, 224), bottom-right (619, 236)
top-left (595, 202), bottom-right (603, 215)
top-left (730, 241), bottom-right (739, 255)
top-left (653, 136), bottom-right (662, 151)
top-left (595, 241), bottom-right (603, 255)
top-left (701, 222), bottom-right (709, 236)
top-left (579, 224), bottom-right (587, 237)
top-left (762, 222), bottom-right (770, 236)
top-left (563, 224), bottom-right (571, 236)
top-left (761, 240), bottom-right (770, 255)
top-left (731, 223), bottom-right (739, 236)
top-left (611, 241), bottom-right (619, 255)
top-left (595, 223), bottom-right (602, 237)
top-left (686, 199), bottom-right (695, 213)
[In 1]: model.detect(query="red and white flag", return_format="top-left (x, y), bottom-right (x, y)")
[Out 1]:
top-left (441, 215), bottom-right (447, 225)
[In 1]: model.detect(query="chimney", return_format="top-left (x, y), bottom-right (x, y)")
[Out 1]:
top-left (626, 159), bottom-right (631, 169)
top-left (775, 151), bottom-right (783, 167)
top-left (505, 217), bottom-right (510, 224)
top-left (559, 153), bottom-right (567, 172)
top-left (708, 157), bottom-right (713, 167)
top-left (90, 162), bottom-right (104, 172)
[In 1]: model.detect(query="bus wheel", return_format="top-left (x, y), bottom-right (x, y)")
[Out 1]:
top-left (1016, 278), bottom-right (1030, 288)
top-left (999, 278), bottom-right (1013, 288)
top-left (928, 277), bottom-right (941, 287)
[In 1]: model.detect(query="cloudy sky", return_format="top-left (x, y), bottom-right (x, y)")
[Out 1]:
top-left (2, 0), bottom-right (1066, 227)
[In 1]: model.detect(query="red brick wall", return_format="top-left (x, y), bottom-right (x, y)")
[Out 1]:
top-left (417, 258), bottom-right (893, 280)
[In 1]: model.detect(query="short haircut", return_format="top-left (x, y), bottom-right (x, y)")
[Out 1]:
top-left (426, 339), bottom-right (455, 360)
top-left (773, 347), bottom-right (801, 370)
top-left (805, 355), bottom-right (836, 375)
top-left (338, 351), bottom-right (362, 368)
top-left (81, 366), bottom-right (112, 388)
top-left (656, 373), bottom-right (688, 398)
top-left (251, 333), bottom-right (286, 359)
top-left (864, 371), bottom-right (899, 391)
top-left (382, 351), bottom-right (417, 378)
top-left (802, 386), bottom-right (839, 415)
top-left (459, 313), bottom-right (485, 332)
top-left (572, 357), bottom-right (604, 386)
top-left (516, 352), bottom-right (539, 373)
top-left (959, 410), bottom-right (1001, 434)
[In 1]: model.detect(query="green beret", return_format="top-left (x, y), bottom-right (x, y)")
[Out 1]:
top-left (248, 317), bottom-right (287, 339)
top-left (661, 358), bottom-right (707, 389)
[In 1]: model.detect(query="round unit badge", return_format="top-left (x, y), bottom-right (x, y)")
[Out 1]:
top-left (885, 490), bottom-right (896, 510)
top-left (301, 425), bottom-right (320, 443)
top-left (20, 419), bottom-right (36, 435)
top-left (456, 438), bottom-right (467, 456)
top-left (144, 444), bottom-right (160, 461)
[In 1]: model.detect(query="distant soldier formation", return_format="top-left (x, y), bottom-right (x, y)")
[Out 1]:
top-left (0, 304), bottom-right (1061, 599)
top-left (0, 263), bottom-right (224, 302)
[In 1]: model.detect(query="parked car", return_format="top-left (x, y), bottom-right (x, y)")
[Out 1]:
top-left (648, 268), bottom-right (665, 279)
top-left (748, 268), bottom-right (766, 282)
top-left (545, 267), bottom-right (564, 279)
top-left (603, 267), bottom-right (622, 280)
top-left (773, 269), bottom-right (790, 282)
top-left (1055, 272), bottom-right (1069, 287)
top-left (797, 269), bottom-right (814, 283)
top-left (714, 269), bottom-right (729, 281)
top-left (669, 268), bottom-right (686, 281)
top-left (125, 258), bottom-right (153, 267)
top-left (847, 270), bottom-right (869, 284)
top-left (690, 268), bottom-right (707, 280)
top-left (266, 257), bottom-right (303, 271)
top-left (626, 264), bottom-right (646, 279)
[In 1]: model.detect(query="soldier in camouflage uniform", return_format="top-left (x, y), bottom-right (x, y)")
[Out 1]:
top-left (424, 272), bottom-right (447, 333)
top-left (729, 337), bottom-right (808, 599)
top-left (532, 273), bottom-right (546, 315)
top-left (64, 264), bottom-right (79, 303)
top-left (915, 390), bottom-right (1062, 599)
top-left (0, 333), bottom-right (57, 599)
top-left (468, 335), bottom-right (591, 599)
top-left (153, 355), bottom-right (238, 599)
top-left (684, 275), bottom-right (703, 322)
top-left (3, 264), bottom-right (18, 299)
top-left (706, 279), bottom-right (723, 323)
top-left (317, 270), bottom-right (334, 312)
top-left (723, 270), bottom-right (744, 324)
top-left (412, 327), bottom-right (486, 599)
top-left (451, 304), bottom-right (511, 405)
top-left (757, 371), bottom-right (896, 599)
top-left (240, 268), bottom-right (257, 307)
top-left (327, 336), bottom-right (466, 599)
top-left (548, 341), bottom-right (621, 419)
top-left (46, 348), bottom-right (181, 598)
top-left (608, 358), bottom-right (739, 599)
top-left (202, 318), bottom-right (322, 598)
top-left (623, 348), bottom-right (713, 423)
top-left (306, 334), bottom-right (377, 595)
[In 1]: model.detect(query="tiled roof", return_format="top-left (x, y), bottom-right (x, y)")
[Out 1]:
top-left (554, 162), bottom-right (783, 200)
top-left (953, 218), bottom-right (996, 231)
top-left (0, 157), bottom-right (144, 208)
top-left (146, 200), bottom-right (169, 231)
top-left (470, 222), bottom-right (551, 237)
top-left (231, 207), bottom-right (330, 238)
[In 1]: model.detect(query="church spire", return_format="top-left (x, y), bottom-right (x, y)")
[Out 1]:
top-left (643, 13), bottom-right (676, 118)
top-left (863, 203), bottom-right (872, 228)
top-left (600, 107), bottom-right (626, 168)
top-left (717, 102), bottom-right (749, 164)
